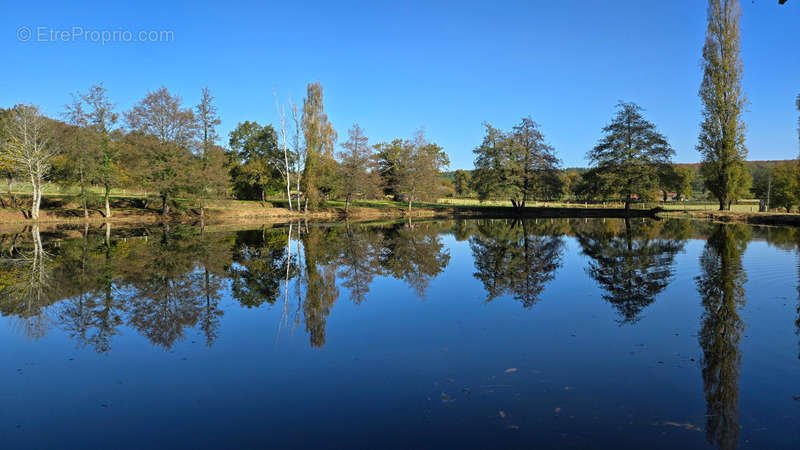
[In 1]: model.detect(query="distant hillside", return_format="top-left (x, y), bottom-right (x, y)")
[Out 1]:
top-left (446, 160), bottom-right (798, 176)
top-left (674, 159), bottom-right (798, 170)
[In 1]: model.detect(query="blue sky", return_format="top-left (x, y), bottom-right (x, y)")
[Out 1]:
top-left (1, 0), bottom-right (798, 169)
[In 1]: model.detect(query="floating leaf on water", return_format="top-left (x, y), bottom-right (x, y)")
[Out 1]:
top-left (507, 424), bottom-right (520, 430)
top-left (563, 386), bottom-right (573, 391)
top-left (446, 378), bottom-right (454, 383)
top-left (498, 410), bottom-right (506, 419)
top-left (440, 392), bottom-right (455, 403)
top-left (658, 421), bottom-right (702, 432)
top-left (554, 407), bottom-right (561, 414)
top-left (504, 368), bottom-right (517, 373)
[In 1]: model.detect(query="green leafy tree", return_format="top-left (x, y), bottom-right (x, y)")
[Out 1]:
top-left (66, 84), bottom-right (119, 218)
top-left (587, 102), bottom-right (674, 212)
top-left (452, 169), bottom-right (471, 197)
top-left (60, 95), bottom-right (102, 218)
top-left (392, 130), bottom-right (450, 214)
top-left (766, 163), bottom-right (798, 212)
top-left (698, 0), bottom-right (749, 210)
top-left (337, 124), bottom-right (378, 214)
top-left (228, 121), bottom-right (282, 201)
top-left (301, 82), bottom-right (337, 211)
top-left (0, 107), bottom-right (19, 208)
top-left (472, 118), bottom-right (562, 208)
top-left (659, 165), bottom-right (694, 201)
top-left (124, 87), bottom-right (198, 215)
top-left (375, 138), bottom-right (405, 198)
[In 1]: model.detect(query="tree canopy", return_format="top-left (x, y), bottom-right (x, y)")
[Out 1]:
top-left (587, 102), bottom-right (674, 211)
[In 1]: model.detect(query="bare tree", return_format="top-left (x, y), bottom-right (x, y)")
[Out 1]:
top-left (274, 90), bottom-right (293, 210)
top-left (1, 105), bottom-right (57, 220)
top-left (290, 98), bottom-right (304, 212)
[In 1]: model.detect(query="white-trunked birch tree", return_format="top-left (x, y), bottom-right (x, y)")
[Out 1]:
top-left (1, 105), bottom-right (57, 220)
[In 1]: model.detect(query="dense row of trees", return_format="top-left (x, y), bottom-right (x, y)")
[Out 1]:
top-left (0, 82), bottom-right (450, 219)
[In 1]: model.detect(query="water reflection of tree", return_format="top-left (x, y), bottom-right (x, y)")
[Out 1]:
top-left (696, 224), bottom-right (749, 450)
top-left (575, 218), bottom-right (688, 324)
top-left (336, 222), bottom-right (383, 305)
top-left (379, 222), bottom-right (451, 298)
top-left (228, 228), bottom-right (296, 308)
top-left (469, 219), bottom-right (565, 308)
top-left (0, 220), bottom-right (454, 350)
top-left (122, 225), bottom-right (206, 349)
top-left (54, 225), bottom-right (123, 353)
top-left (301, 225), bottom-right (339, 348)
top-left (0, 226), bottom-right (55, 339)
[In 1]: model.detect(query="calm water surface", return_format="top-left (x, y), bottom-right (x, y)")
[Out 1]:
top-left (0, 218), bottom-right (799, 449)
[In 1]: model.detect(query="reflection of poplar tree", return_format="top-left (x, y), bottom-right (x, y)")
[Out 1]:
top-left (576, 218), bottom-right (686, 324)
top-left (302, 227), bottom-right (339, 348)
top-left (696, 224), bottom-right (749, 450)
top-left (470, 219), bottom-right (565, 308)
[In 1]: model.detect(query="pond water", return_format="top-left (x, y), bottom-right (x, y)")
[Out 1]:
top-left (0, 218), bottom-right (799, 449)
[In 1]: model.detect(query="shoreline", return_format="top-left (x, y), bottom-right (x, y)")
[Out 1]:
top-left (1, 202), bottom-right (799, 232)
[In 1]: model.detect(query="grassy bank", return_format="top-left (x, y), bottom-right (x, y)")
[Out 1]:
top-left (2, 191), bottom-right (798, 228)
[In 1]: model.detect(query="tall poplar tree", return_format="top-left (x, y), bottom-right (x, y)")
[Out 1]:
top-left (698, 0), bottom-right (749, 211)
top-left (301, 82), bottom-right (336, 211)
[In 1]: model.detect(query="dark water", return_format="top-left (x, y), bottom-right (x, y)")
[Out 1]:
top-left (0, 218), bottom-right (799, 449)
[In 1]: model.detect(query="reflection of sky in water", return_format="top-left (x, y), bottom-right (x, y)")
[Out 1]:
top-left (0, 219), bottom-right (798, 449)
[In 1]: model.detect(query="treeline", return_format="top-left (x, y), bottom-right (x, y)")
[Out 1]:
top-left (0, 82), bottom-right (450, 220)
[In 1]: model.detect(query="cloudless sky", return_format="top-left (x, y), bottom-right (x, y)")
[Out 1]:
top-left (1, 0), bottom-right (798, 169)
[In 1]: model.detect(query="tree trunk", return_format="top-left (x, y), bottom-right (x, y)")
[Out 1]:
top-left (7, 177), bottom-right (16, 208)
top-left (625, 194), bottom-right (631, 214)
top-left (161, 193), bottom-right (170, 216)
top-left (104, 184), bottom-right (111, 218)
top-left (304, 196), bottom-right (308, 214)
top-left (80, 169), bottom-right (89, 219)
top-left (296, 174), bottom-right (302, 211)
top-left (407, 196), bottom-right (413, 215)
top-left (718, 198), bottom-right (725, 211)
top-left (345, 194), bottom-right (350, 216)
top-left (285, 169), bottom-right (292, 211)
top-left (29, 173), bottom-right (39, 221)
